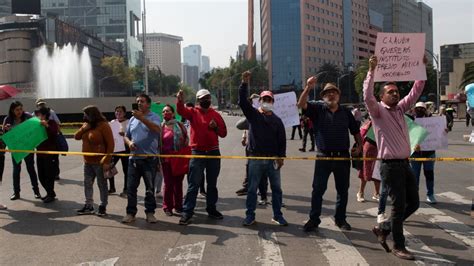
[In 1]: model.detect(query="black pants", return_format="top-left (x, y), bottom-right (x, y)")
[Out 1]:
top-left (0, 154), bottom-right (4, 182)
top-left (110, 154), bottom-right (129, 192)
top-left (53, 154), bottom-right (60, 178)
top-left (291, 125), bottom-right (302, 139)
top-left (12, 153), bottom-right (39, 194)
top-left (37, 155), bottom-right (56, 197)
top-left (302, 128), bottom-right (315, 150)
top-left (380, 160), bottom-right (419, 249)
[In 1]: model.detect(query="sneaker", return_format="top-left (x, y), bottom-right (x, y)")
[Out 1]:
top-left (119, 191), bottom-right (127, 198)
top-left (33, 189), bottom-right (41, 199)
top-left (272, 216), bottom-right (288, 226)
top-left (335, 220), bottom-right (352, 231)
top-left (372, 194), bottom-right (380, 201)
top-left (96, 205), bottom-right (107, 216)
top-left (235, 188), bottom-right (248, 196)
top-left (10, 193), bottom-right (20, 201)
top-left (372, 226), bottom-right (391, 252)
top-left (426, 195), bottom-right (437, 204)
top-left (356, 192), bottom-right (365, 202)
top-left (0, 204), bottom-right (7, 210)
top-left (164, 210), bottom-right (173, 216)
top-left (298, 148), bottom-right (306, 152)
top-left (146, 213), bottom-right (157, 223)
top-left (242, 216), bottom-right (256, 226)
top-left (207, 209), bottom-right (224, 220)
top-left (122, 214), bottom-right (136, 223)
top-left (258, 198), bottom-right (269, 205)
top-left (77, 205), bottom-right (94, 215)
top-left (303, 219), bottom-right (319, 232)
top-left (377, 213), bottom-right (389, 224)
top-left (179, 214), bottom-right (192, 225)
top-left (308, 148), bottom-right (315, 152)
top-left (392, 247), bottom-right (415, 260)
top-left (108, 188), bottom-right (116, 194)
top-left (42, 196), bottom-right (56, 203)
top-left (198, 192), bottom-right (207, 199)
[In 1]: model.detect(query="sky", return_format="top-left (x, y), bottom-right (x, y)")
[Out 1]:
top-left (145, 0), bottom-right (474, 68)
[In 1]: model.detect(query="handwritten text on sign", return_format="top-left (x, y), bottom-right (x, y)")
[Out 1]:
top-left (374, 33), bottom-right (426, 82)
top-left (252, 92), bottom-right (300, 128)
top-left (415, 116), bottom-right (448, 151)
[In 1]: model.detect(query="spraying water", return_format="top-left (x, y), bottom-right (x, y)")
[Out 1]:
top-left (34, 43), bottom-right (93, 98)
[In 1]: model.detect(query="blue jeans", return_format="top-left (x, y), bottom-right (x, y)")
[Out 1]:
top-left (246, 159), bottom-right (283, 219)
top-left (309, 156), bottom-right (350, 224)
top-left (411, 152), bottom-right (435, 196)
top-left (182, 150), bottom-right (221, 216)
top-left (83, 163), bottom-right (108, 207)
top-left (126, 158), bottom-right (157, 215)
top-left (378, 177), bottom-right (389, 215)
top-left (12, 153), bottom-right (39, 193)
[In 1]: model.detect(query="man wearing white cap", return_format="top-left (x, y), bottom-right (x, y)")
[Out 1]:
top-left (176, 88), bottom-right (227, 225)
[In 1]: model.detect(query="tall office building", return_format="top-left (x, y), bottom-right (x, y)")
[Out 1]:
top-left (41, 0), bottom-right (143, 66)
top-left (440, 42), bottom-right (474, 99)
top-left (201, 55), bottom-right (211, 74)
top-left (0, 0), bottom-right (10, 17)
top-left (143, 33), bottom-right (183, 77)
top-left (182, 64), bottom-right (200, 90)
top-left (237, 44), bottom-right (248, 60)
top-left (260, 0), bottom-right (377, 91)
top-left (183, 44), bottom-right (202, 73)
top-left (368, 0), bottom-right (433, 55)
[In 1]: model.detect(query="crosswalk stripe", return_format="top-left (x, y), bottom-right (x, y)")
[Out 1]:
top-left (256, 230), bottom-right (284, 265)
top-left (77, 257), bottom-right (119, 266)
top-left (164, 241), bottom-right (206, 265)
top-left (467, 186), bottom-right (474, 192)
top-left (437, 192), bottom-right (471, 205)
top-left (315, 217), bottom-right (369, 265)
top-left (416, 205), bottom-right (474, 247)
top-left (358, 208), bottom-right (455, 265)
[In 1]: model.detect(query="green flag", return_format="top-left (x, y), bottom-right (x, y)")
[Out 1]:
top-left (151, 103), bottom-right (181, 122)
top-left (1, 117), bottom-right (48, 164)
top-left (365, 115), bottom-right (429, 154)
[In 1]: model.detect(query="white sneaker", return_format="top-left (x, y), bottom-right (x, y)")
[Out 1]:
top-left (426, 195), bottom-right (437, 204)
top-left (0, 204), bottom-right (7, 210)
top-left (377, 213), bottom-right (389, 224)
top-left (357, 192), bottom-right (365, 202)
top-left (121, 214), bottom-right (136, 223)
top-left (146, 213), bottom-right (157, 223)
top-left (372, 194), bottom-right (380, 201)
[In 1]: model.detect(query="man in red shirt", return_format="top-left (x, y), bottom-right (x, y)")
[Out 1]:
top-left (176, 89), bottom-right (227, 225)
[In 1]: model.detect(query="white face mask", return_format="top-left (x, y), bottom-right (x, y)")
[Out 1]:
top-left (261, 102), bottom-right (274, 112)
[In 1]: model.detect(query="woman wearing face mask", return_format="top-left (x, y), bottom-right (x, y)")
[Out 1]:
top-left (2, 101), bottom-right (41, 200)
top-left (74, 105), bottom-right (114, 216)
top-left (35, 107), bottom-right (59, 203)
top-left (160, 105), bottom-right (189, 216)
top-left (108, 105), bottom-right (130, 197)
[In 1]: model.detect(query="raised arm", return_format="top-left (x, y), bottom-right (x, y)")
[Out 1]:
top-left (238, 71), bottom-right (258, 121)
top-left (363, 56), bottom-right (381, 118)
top-left (176, 89), bottom-right (194, 121)
top-left (297, 76), bottom-right (317, 110)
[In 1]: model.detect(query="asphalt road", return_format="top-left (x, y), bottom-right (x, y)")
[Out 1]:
top-left (0, 116), bottom-right (472, 265)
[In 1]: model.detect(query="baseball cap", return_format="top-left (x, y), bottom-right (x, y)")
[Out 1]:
top-left (259, 90), bottom-right (274, 100)
top-left (320, 83), bottom-right (341, 96)
top-left (415, 102), bottom-right (426, 109)
top-left (196, 89), bottom-right (211, 99)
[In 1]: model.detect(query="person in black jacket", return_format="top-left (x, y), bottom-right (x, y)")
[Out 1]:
top-left (238, 71), bottom-right (287, 226)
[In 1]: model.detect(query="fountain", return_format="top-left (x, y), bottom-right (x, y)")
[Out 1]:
top-left (33, 43), bottom-right (93, 98)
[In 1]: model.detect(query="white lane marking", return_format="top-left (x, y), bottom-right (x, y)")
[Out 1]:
top-left (164, 241), bottom-right (206, 265)
top-left (77, 257), bottom-right (119, 266)
top-left (315, 217), bottom-right (369, 266)
top-left (417, 205), bottom-right (474, 247)
top-left (256, 230), bottom-right (284, 265)
top-left (359, 208), bottom-right (454, 265)
top-left (467, 186), bottom-right (474, 192)
top-left (437, 192), bottom-right (471, 205)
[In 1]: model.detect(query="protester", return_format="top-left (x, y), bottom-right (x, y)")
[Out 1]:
top-left (160, 104), bottom-right (189, 216)
top-left (357, 118), bottom-right (381, 202)
top-left (290, 115), bottom-right (303, 140)
top-left (297, 78), bottom-right (362, 232)
top-left (299, 114), bottom-right (315, 152)
top-left (109, 105), bottom-right (130, 197)
top-left (446, 104), bottom-right (455, 131)
top-left (0, 127), bottom-right (6, 210)
top-left (3, 101), bottom-right (41, 200)
top-left (176, 88), bottom-right (227, 225)
top-left (411, 102), bottom-right (438, 204)
top-left (352, 107), bottom-right (364, 128)
top-left (239, 71), bottom-right (287, 226)
top-left (36, 99), bottom-right (61, 181)
top-left (35, 107), bottom-right (59, 203)
top-left (74, 105), bottom-right (114, 216)
top-left (364, 55), bottom-right (426, 260)
top-left (122, 94), bottom-right (161, 224)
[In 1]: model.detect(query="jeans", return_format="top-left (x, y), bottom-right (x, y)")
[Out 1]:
top-left (162, 161), bottom-right (185, 212)
top-left (309, 153), bottom-right (350, 224)
top-left (37, 155), bottom-right (56, 197)
top-left (380, 160), bottom-right (419, 249)
top-left (12, 153), bottom-right (39, 194)
top-left (182, 150), bottom-right (221, 216)
top-left (411, 152), bottom-right (435, 196)
top-left (155, 166), bottom-right (163, 194)
top-left (110, 153), bottom-right (129, 192)
top-left (83, 163), bottom-right (108, 207)
top-left (246, 159), bottom-right (283, 219)
top-left (127, 158), bottom-right (157, 215)
top-left (378, 177), bottom-right (389, 215)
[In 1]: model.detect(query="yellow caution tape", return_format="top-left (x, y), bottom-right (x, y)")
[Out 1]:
top-left (0, 149), bottom-right (472, 162)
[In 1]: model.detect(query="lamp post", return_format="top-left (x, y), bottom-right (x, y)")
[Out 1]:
top-left (142, 0), bottom-right (149, 95)
top-left (425, 49), bottom-right (440, 110)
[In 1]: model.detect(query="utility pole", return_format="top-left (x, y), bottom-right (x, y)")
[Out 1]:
top-left (142, 0), bottom-right (149, 95)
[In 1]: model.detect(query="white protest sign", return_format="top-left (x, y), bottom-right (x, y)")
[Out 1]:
top-left (109, 120), bottom-right (126, 152)
top-left (251, 92), bottom-right (300, 128)
top-left (415, 116), bottom-right (448, 151)
top-left (374, 32), bottom-right (426, 82)
top-left (372, 159), bottom-right (382, 181)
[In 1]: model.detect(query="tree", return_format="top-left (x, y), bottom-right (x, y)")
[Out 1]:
top-left (101, 56), bottom-right (134, 89)
top-left (460, 61), bottom-right (474, 89)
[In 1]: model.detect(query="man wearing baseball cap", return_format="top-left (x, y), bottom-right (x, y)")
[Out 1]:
top-left (298, 77), bottom-right (362, 232)
top-left (239, 71), bottom-right (287, 226)
top-left (176, 88), bottom-right (227, 225)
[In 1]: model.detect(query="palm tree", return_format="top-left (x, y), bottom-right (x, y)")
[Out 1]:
top-left (460, 61), bottom-right (474, 89)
